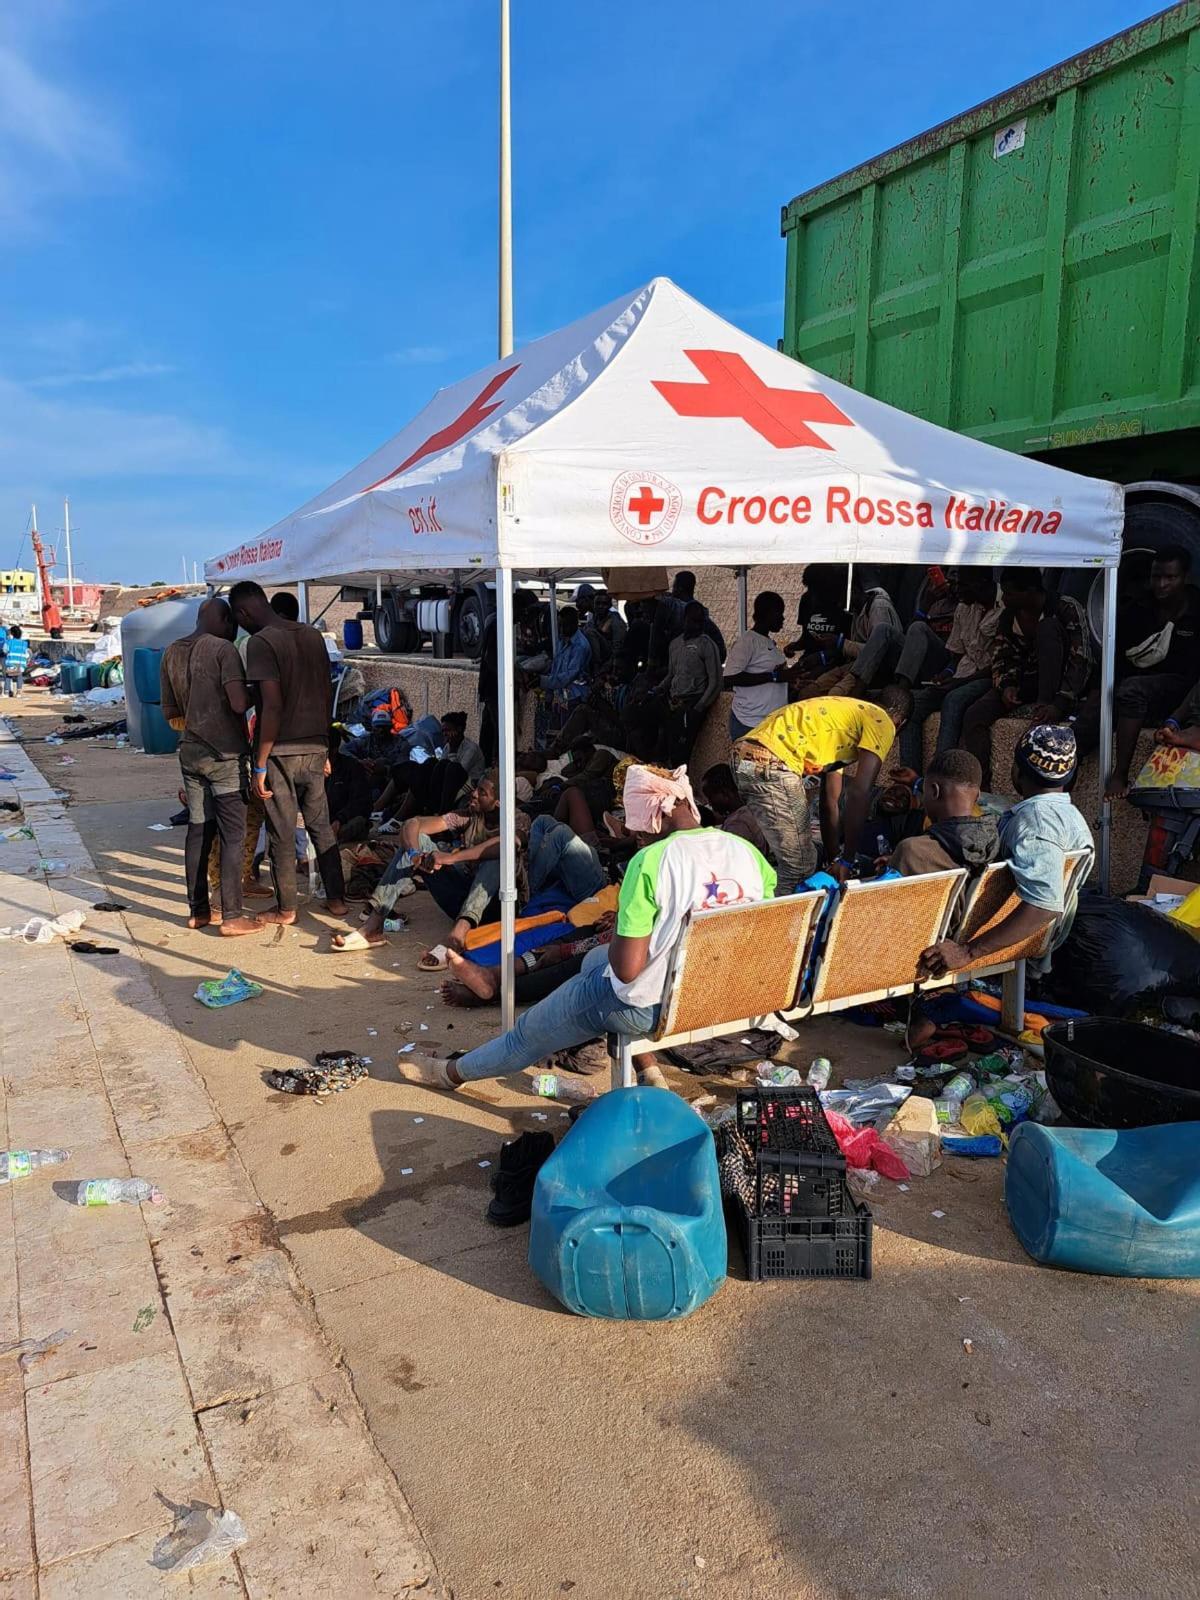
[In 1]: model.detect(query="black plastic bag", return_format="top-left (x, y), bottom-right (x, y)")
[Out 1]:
top-left (1048, 893), bottom-right (1200, 1015)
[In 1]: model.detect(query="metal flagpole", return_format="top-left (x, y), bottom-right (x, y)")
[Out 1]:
top-left (1098, 562), bottom-right (1118, 892)
top-left (63, 499), bottom-right (74, 612)
top-left (497, 0), bottom-right (517, 1030)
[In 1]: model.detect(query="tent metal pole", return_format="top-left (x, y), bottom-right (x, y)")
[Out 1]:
top-left (498, 0), bottom-right (514, 360)
top-left (296, 581), bottom-right (309, 623)
top-left (736, 567), bottom-right (748, 633)
top-left (548, 578), bottom-right (560, 656)
top-left (1098, 562), bottom-right (1118, 892)
top-left (496, 565), bottom-right (518, 1031)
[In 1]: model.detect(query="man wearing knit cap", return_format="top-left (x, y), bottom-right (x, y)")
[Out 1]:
top-left (919, 723), bottom-right (1092, 979)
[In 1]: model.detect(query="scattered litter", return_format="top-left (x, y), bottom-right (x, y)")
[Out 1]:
top-left (150, 1501), bottom-right (249, 1574)
top-left (92, 901), bottom-right (128, 913)
top-left (419, 1023), bottom-right (429, 1031)
top-left (0, 910), bottom-right (86, 945)
top-left (57, 756), bottom-right (76, 766)
top-left (75, 1178), bottom-right (164, 1207)
top-left (962, 1337), bottom-right (974, 1355)
top-left (0, 825), bottom-right (33, 841)
top-left (360, 1056), bottom-right (372, 1065)
top-left (530, 1112), bottom-right (548, 1121)
top-left (367, 1028), bottom-right (378, 1036)
top-left (755, 1062), bottom-right (802, 1087)
top-left (932, 1209), bottom-right (946, 1219)
top-left (0, 1328), bottom-right (74, 1372)
top-left (147, 822), bottom-right (173, 831)
top-left (28, 859), bottom-right (69, 876)
top-left (401, 1167), bottom-right (414, 1176)
top-left (267, 1051), bottom-right (367, 1098)
top-left (398, 1043), bottom-right (416, 1054)
top-left (958, 1295), bottom-right (971, 1303)
top-left (68, 941), bottom-right (120, 957)
top-left (478, 1160), bottom-right (492, 1169)
top-left (412, 1116), bottom-right (424, 1124)
top-left (898, 1183), bottom-right (910, 1192)
top-left (534, 1072), bottom-right (597, 1106)
top-left (194, 970), bottom-right (263, 1008)
top-left (1, 1148), bottom-right (70, 1183)
top-left (694, 1556), bottom-right (707, 1571)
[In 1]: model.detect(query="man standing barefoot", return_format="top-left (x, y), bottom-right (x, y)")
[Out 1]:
top-left (229, 581), bottom-right (348, 926)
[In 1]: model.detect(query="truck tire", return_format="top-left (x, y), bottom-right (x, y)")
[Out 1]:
top-left (1123, 497), bottom-right (1200, 568)
top-left (453, 589), bottom-right (488, 660)
top-left (374, 598), bottom-right (419, 654)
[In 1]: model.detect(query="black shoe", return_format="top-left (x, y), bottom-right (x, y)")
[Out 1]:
top-left (486, 1131), bottom-right (555, 1227)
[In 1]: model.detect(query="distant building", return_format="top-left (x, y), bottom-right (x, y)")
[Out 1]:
top-left (0, 569), bottom-right (36, 594)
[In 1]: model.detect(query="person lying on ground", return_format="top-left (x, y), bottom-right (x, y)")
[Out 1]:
top-left (732, 688), bottom-right (913, 891)
top-left (552, 742), bottom-right (618, 840)
top-left (724, 590), bottom-right (788, 741)
top-left (230, 579), bottom-right (348, 925)
top-left (896, 569), bottom-right (1000, 771)
top-left (886, 748), bottom-right (999, 877)
top-left (396, 764), bottom-right (776, 1091)
top-left (325, 726), bottom-right (373, 844)
top-left (440, 913), bottom-right (616, 1008)
top-left (960, 570), bottom-right (1092, 787)
top-left (160, 596), bottom-right (262, 935)
top-left (918, 724), bottom-right (1092, 979)
top-left (700, 762), bottom-right (772, 858)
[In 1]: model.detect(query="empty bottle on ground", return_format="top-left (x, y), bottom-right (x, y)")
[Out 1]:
top-left (74, 1177), bottom-right (165, 1207)
top-left (0, 1149), bottom-right (70, 1183)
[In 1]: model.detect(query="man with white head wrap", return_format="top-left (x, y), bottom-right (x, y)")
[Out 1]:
top-left (397, 765), bottom-right (776, 1090)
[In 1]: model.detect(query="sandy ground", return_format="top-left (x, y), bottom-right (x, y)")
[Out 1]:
top-left (12, 687), bottom-right (1200, 1600)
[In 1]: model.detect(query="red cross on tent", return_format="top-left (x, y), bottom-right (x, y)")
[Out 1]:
top-left (652, 349), bottom-right (854, 450)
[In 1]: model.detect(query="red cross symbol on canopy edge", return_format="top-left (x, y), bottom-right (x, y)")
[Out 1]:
top-left (365, 365), bottom-right (520, 492)
top-left (652, 350), bottom-right (854, 450)
top-left (626, 485), bottom-right (666, 526)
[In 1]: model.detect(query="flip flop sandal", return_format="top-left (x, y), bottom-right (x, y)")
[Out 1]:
top-left (91, 900), bottom-right (128, 913)
top-left (331, 929), bottom-right (381, 951)
top-left (935, 1023), bottom-right (997, 1051)
top-left (913, 1039), bottom-right (969, 1068)
top-left (69, 941), bottom-right (120, 956)
top-left (418, 944), bottom-right (450, 972)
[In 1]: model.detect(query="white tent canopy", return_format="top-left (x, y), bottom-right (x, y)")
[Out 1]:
top-left (207, 277), bottom-right (1122, 585)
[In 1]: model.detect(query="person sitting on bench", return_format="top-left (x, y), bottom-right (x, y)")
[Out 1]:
top-left (918, 723), bottom-right (1091, 979)
top-left (887, 749), bottom-right (999, 877)
top-left (396, 764), bottom-right (775, 1090)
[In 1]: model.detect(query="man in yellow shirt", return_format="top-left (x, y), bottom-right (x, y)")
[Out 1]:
top-left (733, 688), bottom-right (912, 891)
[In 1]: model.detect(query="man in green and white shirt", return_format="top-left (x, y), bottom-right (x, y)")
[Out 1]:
top-left (398, 765), bottom-right (776, 1090)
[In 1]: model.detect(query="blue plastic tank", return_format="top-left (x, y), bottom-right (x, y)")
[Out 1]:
top-left (140, 702), bottom-right (179, 756)
top-left (342, 618), bottom-right (364, 652)
top-left (58, 661), bottom-right (89, 694)
top-left (1006, 1121), bottom-right (1200, 1278)
top-left (132, 646), bottom-right (163, 706)
top-left (529, 1086), bottom-right (726, 1320)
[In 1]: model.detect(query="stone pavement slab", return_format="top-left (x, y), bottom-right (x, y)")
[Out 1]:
top-left (0, 725), bottom-right (443, 1597)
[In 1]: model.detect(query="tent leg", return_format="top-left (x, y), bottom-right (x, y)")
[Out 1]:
top-left (1000, 960), bottom-right (1026, 1035)
top-left (547, 578), bottom-right (560, 657)
top-left (1098, 563), bottom-right (1118, 893)
top-left (296, 581), bottom-right (309, 623)
top-left (496, 567), bottom-right (518, 1033)
top-left (736, 566), bottom-right (749, 633)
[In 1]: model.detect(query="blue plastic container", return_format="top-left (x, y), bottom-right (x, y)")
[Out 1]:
top-left (342, 618), bottom-right (364, 652)
top-left (140, 702), bottom-right (178, 756)
top-left (529, 1087), bottom-right (727, 1319)
top-left (58, 661), bottom-right (89, 694)
top-left (1006, 1121), bottom-right (1200, 1278)
top-left (132, 646), bottom-right (163, 706)
top-left (86, 663), bottom-right (106, 689)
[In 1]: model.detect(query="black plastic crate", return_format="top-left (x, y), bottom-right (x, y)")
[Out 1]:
top-left (736, 1086), bottom-right (846, 1217)
top-left (733, 1184), bottom-right (873, 1281)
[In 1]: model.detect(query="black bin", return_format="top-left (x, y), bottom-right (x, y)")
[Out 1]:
top-left (1043, 1018), bottom-right (1200, 1129)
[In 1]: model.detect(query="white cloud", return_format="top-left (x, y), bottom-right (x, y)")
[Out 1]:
top-left (0, 23), bottom-right (130, 227)
top-left (27, 361), bottom-right (178, 389)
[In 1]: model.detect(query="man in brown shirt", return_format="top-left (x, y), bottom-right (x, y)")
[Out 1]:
top-left (229, 580), bottom-right (347, 923)
top-left (160, 597), bottom-right (261, 934)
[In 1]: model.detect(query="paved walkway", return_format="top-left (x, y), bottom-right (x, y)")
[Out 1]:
top-left (0, 727), bottom-right (442, 1598)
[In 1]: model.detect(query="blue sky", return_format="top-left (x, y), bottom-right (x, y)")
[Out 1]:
top-left (1, 0), bottom-right (1153, 582)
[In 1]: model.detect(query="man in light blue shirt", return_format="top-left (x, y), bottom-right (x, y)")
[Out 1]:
top-left (919, 723), bottom-right (1092, 978)
top-left (540, 606), bottom-right (592, 704)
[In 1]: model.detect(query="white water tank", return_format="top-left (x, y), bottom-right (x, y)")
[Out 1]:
top-left (120, 597), bottom-right (203, 749)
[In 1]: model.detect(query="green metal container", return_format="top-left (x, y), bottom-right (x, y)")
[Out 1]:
top-left (781, 3), bottom-right (1200, 493)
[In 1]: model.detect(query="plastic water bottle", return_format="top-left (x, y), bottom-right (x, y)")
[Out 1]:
top-left (806, 1057), bottom-right (833, 1091)
top-left (533, 1072), bottom-right (597, 1106)
top-left (0, 1149), bottom-right (70, 1183)
top-left (941, 1070), bottom-right (977, 1103)
top-left (932, 1097), bottom-right (962, 1126)
top-left (74, 1177), bottom-right (165, 1207)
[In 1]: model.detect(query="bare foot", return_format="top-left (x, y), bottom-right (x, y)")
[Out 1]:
top-left (446, 948), bottom-right (499, 1001)
top-left (320, 899), bottom-right (348, 916)
top-left (331, 928), bottom-right (387, 950)
top-left (1103, 776), bottom-right (1128, 802)
top-left (440, 978), bottom-right (488, 1009)
top-left (258, 909), bottom-right (297, 925)
top-left (220, 915), bottom-right (264, 937)
top-left (187, 911), bottom-right (216, 929)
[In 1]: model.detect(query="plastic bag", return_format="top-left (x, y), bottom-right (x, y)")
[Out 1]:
top-left (820, 1083), bottom-right (910, 1127)
top-left (194, 969), bottom-right (263, 1008)
top-left (824, 1109), bottom-right (910, 1180)
top-left (960, 1092), bottom-right (1004, 1141)
top-left (150, 1501), bottom-right (248, 1573)
top-left (0, 910), bottom-right (86, 945)
top-left (755, 1063), bottom-right (803, 1087)
top-left (1050, 893), bottom-right (1200, 1014)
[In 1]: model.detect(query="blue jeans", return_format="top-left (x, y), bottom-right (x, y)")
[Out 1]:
top-left (734, 756), bottom-right (814, 892)
top-left (730, 711), bottom-right (754, 742)
top-left (899, 674), bottom-right (991, 770)
top-left (526, 814), bottom-right (605, 902)
top-left (454, 946), bottom-right (661, 1082)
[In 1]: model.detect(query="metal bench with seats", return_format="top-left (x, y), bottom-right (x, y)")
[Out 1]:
top-left (607, 850), bottom-right (1092, 1090)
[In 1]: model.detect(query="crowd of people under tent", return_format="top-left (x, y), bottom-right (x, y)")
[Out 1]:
top-left (152, 551), bottom-right (1200, 1092)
